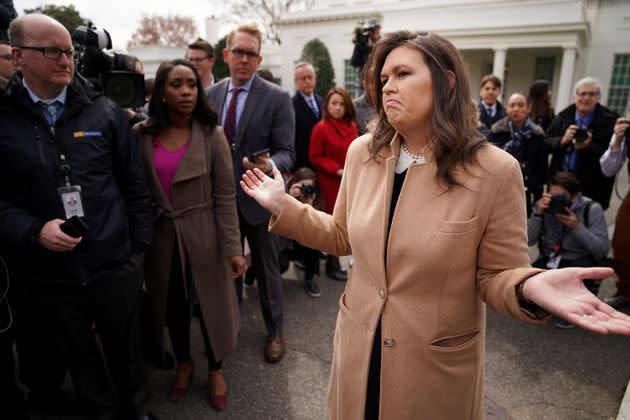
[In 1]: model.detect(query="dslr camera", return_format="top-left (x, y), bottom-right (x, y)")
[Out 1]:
top-left (574, 128), bottom-right (589, 143)
top-left (547, 193), bottom-right (571, 216)
top-left (73, 22), bottom-right (145, 108)
top-left (300, 184), bottom-right (316, 197)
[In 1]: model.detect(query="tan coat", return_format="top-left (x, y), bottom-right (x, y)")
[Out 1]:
top-left (134, 120), bottom-right (242, 362)
top-left (270, 134), bottom-right (547, 419)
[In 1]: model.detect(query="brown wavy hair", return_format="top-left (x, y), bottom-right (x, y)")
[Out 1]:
top-left (323, 86), bottom-right (356, 123)
top-left (365, 31), bottom-right (486, 188)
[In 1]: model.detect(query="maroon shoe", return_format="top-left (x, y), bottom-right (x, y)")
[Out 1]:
top-left (209, 369), bottom-right (228, 411)
top-left (209, 392), bottom-right (228, 411)
top-left (168, 361), bottom-right (193, 402)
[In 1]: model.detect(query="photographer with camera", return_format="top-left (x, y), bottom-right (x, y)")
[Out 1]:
top-left (528, 172), bottom-right (610, 328)
top-left (350, 19), bottom-right (380, 97)
top-left (280, 167), bottom-right (323, 297)
top-left (545, 77), bottom-right (618, 210)
top-left (599, 108), bottom-right (630, 308)
top-left (1, 14), bottom-right (154, 419)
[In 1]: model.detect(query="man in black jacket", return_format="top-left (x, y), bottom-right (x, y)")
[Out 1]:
top-left (292, 61), bottom-right (323, 171)
top-left (0, 14), bottom-right (153, 419)
top-left (0, 0), bottom-right (16, 41)
top-left (545, 77), bottom-right (618, 210)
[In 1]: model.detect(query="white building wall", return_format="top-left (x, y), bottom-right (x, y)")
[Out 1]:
top-left (128, 45), bottom-right (186, 78)
top-left (280, 19), bottom-right (369, 93)
top-left (581, 0), bottom-right (630, 105)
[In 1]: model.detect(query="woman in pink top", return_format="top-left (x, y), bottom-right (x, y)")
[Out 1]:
top-left (133, 59), bottom-right (246, 411)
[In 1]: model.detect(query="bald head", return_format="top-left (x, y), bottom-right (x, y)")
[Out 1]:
top-left (9, 14), bottom-right (70, 47)
top-left (10, 14), bottom-right (75, 99)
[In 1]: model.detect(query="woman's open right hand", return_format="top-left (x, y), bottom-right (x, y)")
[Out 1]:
top-left (240, 166), bottom-right (286, 217)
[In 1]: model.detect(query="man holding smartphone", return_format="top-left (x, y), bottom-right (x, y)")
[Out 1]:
top-left (0, 15), bottom-right (153, 419)
top-left (545, 77), bottom-right (618, 210)
top-left (207, 24), bottom-right (294, 364)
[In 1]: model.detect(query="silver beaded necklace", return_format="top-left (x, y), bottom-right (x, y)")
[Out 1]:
top-left (401, 142), bottom-right (427, 164)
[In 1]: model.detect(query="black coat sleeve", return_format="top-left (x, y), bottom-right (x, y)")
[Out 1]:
top-left (0, 0), bottom-right (17, 25)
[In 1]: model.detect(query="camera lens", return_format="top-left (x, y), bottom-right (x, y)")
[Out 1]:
top-left (300, 184), bottom-right (316, 196)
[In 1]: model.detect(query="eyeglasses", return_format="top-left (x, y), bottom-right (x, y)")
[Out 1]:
top-left (229, 49), bottom-right (259, 59)
top-left (0, 53), bottom-right (12, 60)
top-left (576, 91), bottom-right (599, 98)
top-left (17, 46), bottom-right (79, 61)
top-left (187, 56), bottom-right (210, 63)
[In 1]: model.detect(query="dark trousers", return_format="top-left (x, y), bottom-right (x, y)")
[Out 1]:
top-left (613, 191), bottom-right (630, 297)
top-left (21, 254), bottom-right (149, 420)
top-left (166, 247), bottom-right (221, 370)
top-left (280, 241), bottom-right (320, 280)
top-left (0, 296), bottom-right (29, 420)
top-left (238, 212), bottom-right (284, 337)
top-left (365, 319), bottom-right (382, 420)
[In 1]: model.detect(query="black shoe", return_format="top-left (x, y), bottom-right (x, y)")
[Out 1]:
top-left (326, 255), bottom-right (348, 281)
top-left (294, 260), bottom-right (305, 271)
top-left (244, 267), bottom-right (256, 286)
top-left (305, 277), bottom-right (321, 297)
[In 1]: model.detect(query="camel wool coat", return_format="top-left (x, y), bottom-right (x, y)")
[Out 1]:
top-left (270, 134), bottom-right (548, 419)
top-left (134, 120), bottom-right (242, 362)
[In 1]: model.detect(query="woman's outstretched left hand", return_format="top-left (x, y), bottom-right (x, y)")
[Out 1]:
top-left (522, 267), bottom-right (630, 335)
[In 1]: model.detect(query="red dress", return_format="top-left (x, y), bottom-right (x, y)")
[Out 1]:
top-left (309, 117), bottom-right (358, 214)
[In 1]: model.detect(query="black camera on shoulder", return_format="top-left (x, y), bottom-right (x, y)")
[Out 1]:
top-left (300, 184), bottom-right (316, 197)
top-left (73, 22), bottom-right (144, 108)
top-left (548, 193), bottom-right (571, 216)
top-left (350, 18), bottom-right (380, 69)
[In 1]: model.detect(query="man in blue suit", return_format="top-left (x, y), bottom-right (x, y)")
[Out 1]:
top-left (292, 61), bottom-right (323, 171)
top-left (207, 24), bottom-right (295, 363)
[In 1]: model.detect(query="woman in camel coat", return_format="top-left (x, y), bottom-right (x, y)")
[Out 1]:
top-left (134, 59), bottom-right (245, 411)
top-left (240, 32), bottom-right (630, 419)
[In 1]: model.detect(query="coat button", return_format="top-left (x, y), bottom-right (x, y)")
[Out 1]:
top-left (384, 337), bottom-right (395, 347)
top-left (378, 288), bottom-right (385, 299)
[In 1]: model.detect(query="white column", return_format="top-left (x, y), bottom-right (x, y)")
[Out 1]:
top-left (555, 46), bottom-right (577, 111)
top-left (205, 16), bottom-right (219, 45)
top-left (492, 48), bottom-right (507, 81)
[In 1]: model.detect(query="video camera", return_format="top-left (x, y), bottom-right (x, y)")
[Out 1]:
top-left (72, 22), bottom-right (145, 108)
top-left (353, 19), bottom-right (380, 47)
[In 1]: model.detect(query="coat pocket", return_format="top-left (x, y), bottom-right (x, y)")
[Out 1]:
top-left (438, 216), bottom-right (479, 234)
top-left (429, 329), bottom-right (480, 351)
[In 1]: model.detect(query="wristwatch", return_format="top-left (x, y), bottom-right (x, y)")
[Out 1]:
top-left (516, 279), bottom-right (550, 320)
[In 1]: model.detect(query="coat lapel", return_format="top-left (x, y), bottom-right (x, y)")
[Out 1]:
top-left (380, 134), bottom-right (399, 285)
top-left (234, 75), bottom-right (263, 154)
top-left (139, 131), bottom-right (173, 212)
top-left (212, 79), bottom-right (229, 120)
top-left (297, 93), bottom-right (320, 123)
top-left (172, 119), bottom-right (208, 185)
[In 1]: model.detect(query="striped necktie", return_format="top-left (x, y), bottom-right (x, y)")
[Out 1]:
top-left (308, 98), bottom-right (319, 118)
top-left (40, 101), bottom-right (62, 126)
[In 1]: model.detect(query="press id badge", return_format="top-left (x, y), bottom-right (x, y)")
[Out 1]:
top-left (58, 185), bottom-right (85, 218)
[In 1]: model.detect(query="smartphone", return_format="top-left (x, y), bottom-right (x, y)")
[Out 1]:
top-left (247, 148), bottom-right (270, 162)
top-left (60, 215), bottom-right (88, 238)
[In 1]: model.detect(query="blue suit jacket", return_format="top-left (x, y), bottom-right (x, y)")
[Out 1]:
top-left (207, 75), bottom-right (295, 225)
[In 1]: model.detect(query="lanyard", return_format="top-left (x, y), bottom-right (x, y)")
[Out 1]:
top-left (49, 125), bottom-right (72, 188)
top-left (552, 225), bottom-right (566, 256)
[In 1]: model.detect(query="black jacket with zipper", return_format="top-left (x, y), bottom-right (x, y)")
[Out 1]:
top-left (545, 103), bottom-right (618, 210)
top-left (0, 72), bottom-right (152, 286)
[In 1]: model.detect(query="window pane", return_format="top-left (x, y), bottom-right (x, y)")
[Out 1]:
top-left (608, 54), bottom-right (630, 115)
